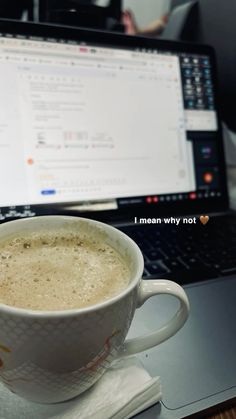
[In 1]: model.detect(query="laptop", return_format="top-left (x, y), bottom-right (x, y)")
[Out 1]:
top-left (0, 20), bottom-right (235, 418)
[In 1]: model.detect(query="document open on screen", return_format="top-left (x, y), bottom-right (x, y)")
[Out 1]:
top-left (0, 37), bottom-right (195, 206)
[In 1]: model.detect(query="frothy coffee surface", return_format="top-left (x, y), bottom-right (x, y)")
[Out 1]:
top-left (0, 231), bottom-right (130, 310)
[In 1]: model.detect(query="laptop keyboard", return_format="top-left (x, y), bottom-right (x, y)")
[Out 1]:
top-left (118, 215), bottom-right (236, 285)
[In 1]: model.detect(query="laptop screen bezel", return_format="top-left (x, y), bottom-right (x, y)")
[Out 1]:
top-left (0, 19), bottom-right (229, 222)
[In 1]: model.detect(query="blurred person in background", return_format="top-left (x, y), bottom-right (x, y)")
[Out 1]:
top-left (122, 7), bottom-right (169, 36)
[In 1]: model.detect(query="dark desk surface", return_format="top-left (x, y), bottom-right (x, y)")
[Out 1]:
top-left (209, 407), bottom-right (236, 419)
top-left (188, 399), bottom-right (236, 419)
top-left (192, 404), bottom-right (236, 419)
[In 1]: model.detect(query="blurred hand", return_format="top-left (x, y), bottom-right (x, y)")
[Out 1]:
top-left (122, 9), bottom-right (139, 35)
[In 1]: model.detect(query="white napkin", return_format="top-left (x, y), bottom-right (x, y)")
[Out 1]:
top-left (0, 357), bottom-right (162, 419)
top-left (223, 123), bottom-right (236, 166)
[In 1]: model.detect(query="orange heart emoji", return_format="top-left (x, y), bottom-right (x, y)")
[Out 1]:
top-left (200, 215), bottom-right (209, 225)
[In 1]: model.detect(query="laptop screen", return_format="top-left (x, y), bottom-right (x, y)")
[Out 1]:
top-left (0, 23), bottom-right (227, 220)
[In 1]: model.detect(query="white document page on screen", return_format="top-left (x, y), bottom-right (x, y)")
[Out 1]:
top-left (0, 38), bottom-right (195, 206)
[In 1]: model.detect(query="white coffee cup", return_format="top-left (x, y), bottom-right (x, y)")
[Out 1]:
top-left (0, 216), bottom-right (190, 403)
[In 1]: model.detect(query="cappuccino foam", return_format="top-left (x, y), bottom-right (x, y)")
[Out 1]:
top-left (0, 231), bottom-right (130, 311)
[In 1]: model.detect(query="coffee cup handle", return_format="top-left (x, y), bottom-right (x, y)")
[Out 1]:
top-left (120, 279), bottom-right (190, 356)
